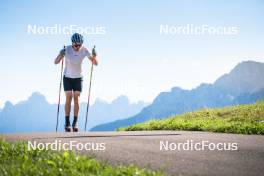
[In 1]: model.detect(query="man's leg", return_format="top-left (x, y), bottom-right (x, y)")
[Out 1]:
top-left (72, 91), bottom-right (80, 131)
top-left (65, 91), bottom-right (73, 131)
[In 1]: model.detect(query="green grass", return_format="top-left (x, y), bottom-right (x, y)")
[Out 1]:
top-left (0, 140), bottom-right (164, 176)
top-left (119, 102), bottom-right (264, 135)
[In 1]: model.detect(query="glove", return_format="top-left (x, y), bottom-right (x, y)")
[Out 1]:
top-left (92, 45), bottom-right (97, 57)
top-left (60, 47), bottom-right (65, 56)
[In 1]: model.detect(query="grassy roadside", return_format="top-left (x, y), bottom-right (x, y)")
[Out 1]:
top-left (0, 140), bottom-right (164, 176)
top-left (119, 102), bottom-right (264, 135)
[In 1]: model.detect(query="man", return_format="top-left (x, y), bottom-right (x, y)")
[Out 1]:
top-left (54, 33), bottom-right (98, 132)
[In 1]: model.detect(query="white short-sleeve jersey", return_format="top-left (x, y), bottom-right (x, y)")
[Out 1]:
top-left (63, 45), bottom-right (91, 78)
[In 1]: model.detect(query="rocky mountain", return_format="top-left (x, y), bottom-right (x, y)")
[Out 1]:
top-left (214, 61), bottom-right (264, 95)
top-left (0, 93), bottom-right (147, 132)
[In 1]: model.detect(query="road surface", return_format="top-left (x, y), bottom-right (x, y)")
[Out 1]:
top-left (1, 131), bottom-right (264, 176)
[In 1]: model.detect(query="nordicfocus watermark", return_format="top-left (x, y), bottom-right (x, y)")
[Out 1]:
top-left (27, 24), bottom-right (106, 35)
top-left (160, 140), bottom-right (238, 151)
top-left (28, 140), bottom-right (106, 151)
top-left (160, 24), bottom-right (238, 36)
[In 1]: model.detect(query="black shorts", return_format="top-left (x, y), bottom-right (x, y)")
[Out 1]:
top-left (63, 76), bottom-right (83, 92)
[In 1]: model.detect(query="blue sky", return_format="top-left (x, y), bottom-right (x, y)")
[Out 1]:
top-left (0, 0), bottom-right (263, 108)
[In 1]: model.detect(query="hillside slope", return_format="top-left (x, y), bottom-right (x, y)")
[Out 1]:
top-left (120, 102), bottom-right (264, 135)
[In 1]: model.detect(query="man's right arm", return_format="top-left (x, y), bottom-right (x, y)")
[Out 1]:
top-left (54, 48), bottom-right (65, 64)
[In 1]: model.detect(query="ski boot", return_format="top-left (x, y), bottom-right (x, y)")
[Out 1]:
top-left (72, 123), bottom-right (78, 132)
top-left (65, 122), bottom-right (71, 132)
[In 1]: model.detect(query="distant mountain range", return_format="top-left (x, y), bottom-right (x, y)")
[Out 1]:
top-left (91, 61), bottom-right (264, 131)
top-left (0, 94), bottom-right (147, 132)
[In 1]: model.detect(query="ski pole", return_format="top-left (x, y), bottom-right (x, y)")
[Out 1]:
top-left (56, 46), bottom-right (65, 132)
top-left (85, 45), bottom-right (96, 131)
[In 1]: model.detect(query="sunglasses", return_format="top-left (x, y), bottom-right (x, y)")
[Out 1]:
top-left (73, 43), bottom-right (82, 48)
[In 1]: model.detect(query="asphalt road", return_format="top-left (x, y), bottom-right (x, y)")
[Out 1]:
top-left (1, 131), bottom-right (264, 176)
